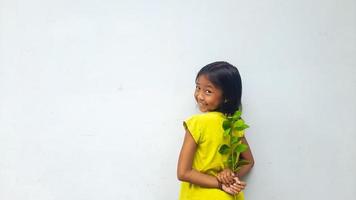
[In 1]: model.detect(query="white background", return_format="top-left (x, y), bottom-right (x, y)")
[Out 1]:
top-left (1, 0), bottom-right (355, 199)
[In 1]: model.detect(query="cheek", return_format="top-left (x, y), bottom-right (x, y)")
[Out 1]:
top-left (214, 96), bottom-right (223, 106)
top-left (214, 99), bottom-right (222, 107)
top-left (194, 92), bottom-right (198, 101)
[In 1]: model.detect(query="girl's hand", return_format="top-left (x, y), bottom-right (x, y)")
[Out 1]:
top-left (222, 183), bottom-right (239, 195)
top-left (233, 177), bottom-right (246, 191)
top-left (221, 177), bottom-right (247, 195)
top-left (217, 168), bottom-right (235, 186)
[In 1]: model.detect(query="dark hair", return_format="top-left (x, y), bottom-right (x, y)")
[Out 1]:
top-left (196, 61), bottom-right (242, 115)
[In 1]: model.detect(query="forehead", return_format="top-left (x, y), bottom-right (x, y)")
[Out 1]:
top-left (195, 75), bottom-right (216, 88)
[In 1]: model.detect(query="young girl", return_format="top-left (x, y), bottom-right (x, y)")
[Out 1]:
top-left (177, 61), bottom-right (254, 200)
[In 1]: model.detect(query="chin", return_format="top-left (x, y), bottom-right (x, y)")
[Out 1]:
top-left (198, 107), bottom-right (208, 112)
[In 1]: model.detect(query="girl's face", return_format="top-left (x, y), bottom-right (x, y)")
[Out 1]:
top-left (194, 75), bottom-right (223, 112)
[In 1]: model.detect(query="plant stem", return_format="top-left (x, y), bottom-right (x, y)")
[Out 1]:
top-left (230, 131), bottom-right (237, 200)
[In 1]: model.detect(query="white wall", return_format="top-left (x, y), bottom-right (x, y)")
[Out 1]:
top-left (1, 0), bottom-right (355, 199)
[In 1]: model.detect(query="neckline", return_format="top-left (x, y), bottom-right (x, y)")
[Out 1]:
top-left (208, 111), bottom-right (225, 116)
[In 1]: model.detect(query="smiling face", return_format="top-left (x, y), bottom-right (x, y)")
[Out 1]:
top-left (194, 75), bottom-right (223, 112)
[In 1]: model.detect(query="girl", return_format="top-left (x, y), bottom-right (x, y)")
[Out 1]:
top-left (177, 61), bottom-right (254, 200)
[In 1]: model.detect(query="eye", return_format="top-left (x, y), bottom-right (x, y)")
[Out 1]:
top-left (195, 85), bottom-right (201, 90)
top-left (205, 90), bottom-right (212, 94)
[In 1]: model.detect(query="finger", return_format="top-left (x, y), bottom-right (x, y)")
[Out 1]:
top-left (230, 189), bottom-right (239, 195)
top-left (235, 185), bottom-right (245, 191)
top-left (225, 171), bottom-right (235, 185)
top-left (216, 175), bottom-right (222, 183)
top-left (222, 174), bottom-right (230, 185)
top-left (219, 174), bottom-right (225, 184)
top-left (234, 181), bottom-right (245, 188)
top-left (226, 186), bottom-right (238, 194)
top-left (223, 172), bottom-right (233, 184)
top-left (228, 176), bottom-right (235, 185)
top-left (236, 184), bottom-right (246, 191)
top-left (222, 185), bottom-right (235, 195)
top-left (224, 174), bottom-right (230, 185)
top-left (229, 185), bottom-right (242, 193)
top-left (230, 189), bottom-right (239, 194)
top-left (238, 181), bottom-right (247, 187)
top-left (233, 177), bottom-right (242, 184)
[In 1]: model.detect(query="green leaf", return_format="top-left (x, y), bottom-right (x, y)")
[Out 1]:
top-left (231, 136), bottom-right (241, 145)
top-left (223, 128), bottom-right (231, 137)
top-left (222, 120), bottom-right (232, 130)
top-left (234, 143), bottom-right (248, 153)
top-left (232, 110), bottom-right (242, 120)
top-left (219, 144), bottom-right (231, 155)
top-left (235, 124), bottom-right (250, 131)
top-left (234, 119), bottom-right (244, 128)
top-left (236, 159), bottom-right (250, 166)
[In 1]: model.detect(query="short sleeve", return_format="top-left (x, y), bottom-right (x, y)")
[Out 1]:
top-left (183, 115), bottom-right (202, 144)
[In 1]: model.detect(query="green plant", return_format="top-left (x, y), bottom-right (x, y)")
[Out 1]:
top-left (218, 109), bottom-right (250, 174)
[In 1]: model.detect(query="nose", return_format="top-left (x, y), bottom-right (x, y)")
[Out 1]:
top-left (197, 91), bottom-right (204, 101)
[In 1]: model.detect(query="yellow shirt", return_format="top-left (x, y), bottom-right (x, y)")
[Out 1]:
top-left (179, 111), bottom-right (244, 200)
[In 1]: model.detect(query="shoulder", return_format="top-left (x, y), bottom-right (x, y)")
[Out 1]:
top-left (183, 112), bottom-right (225, 144)
top-left (184, 113), bottom-right (203, 121)
top-left (184, 112), bottom-right (225, 125)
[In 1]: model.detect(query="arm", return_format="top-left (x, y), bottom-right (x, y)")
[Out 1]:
top-left (177, 129), bottom-right (245, 195)
top-left (177, 130), bottom-right (220, 188)
top-left (235, 136), bottom-right (254, 179)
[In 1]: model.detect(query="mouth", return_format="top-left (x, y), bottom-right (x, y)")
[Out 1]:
top-left (198, 102), bottom-right (207, 107)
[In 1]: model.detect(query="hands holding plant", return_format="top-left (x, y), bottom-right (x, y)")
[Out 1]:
top-left (218, 109), bottom-right (250, 198)
top-left (217, 168), bottom-right (246, 195)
